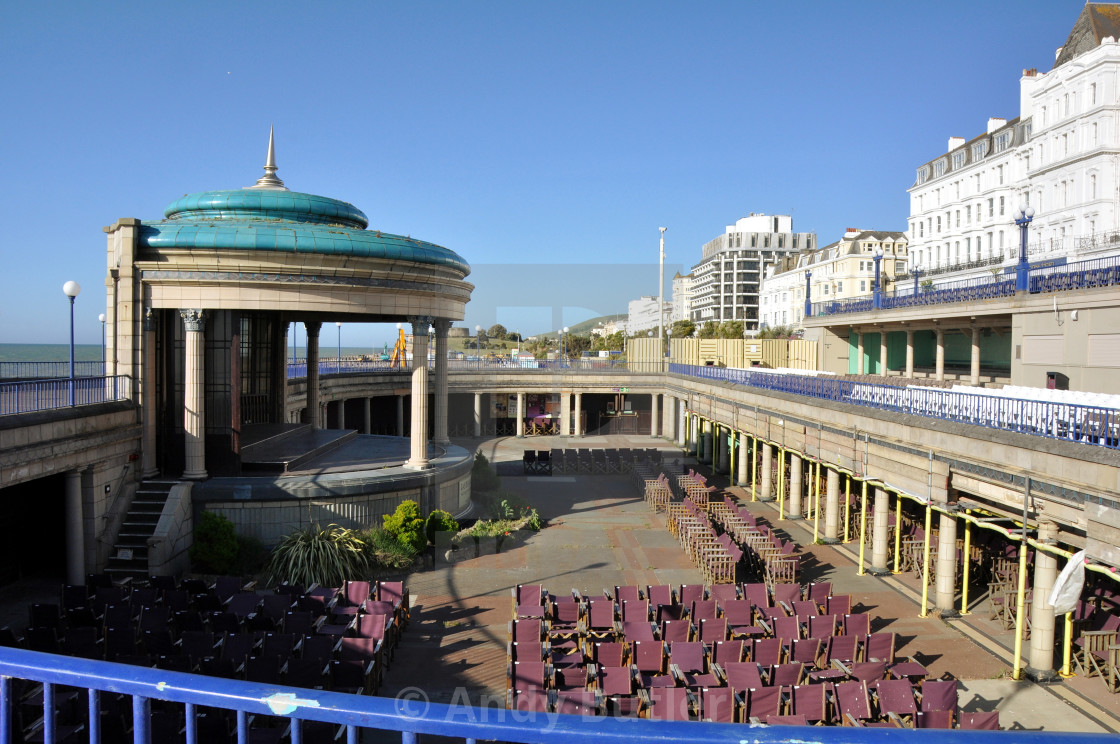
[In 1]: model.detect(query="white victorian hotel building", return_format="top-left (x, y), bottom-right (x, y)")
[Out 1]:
top-left (907, 4), bottom-right (1120, 283)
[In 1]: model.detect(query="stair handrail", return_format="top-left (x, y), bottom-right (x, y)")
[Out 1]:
top-left (97, 462), bottom-right (132, 546)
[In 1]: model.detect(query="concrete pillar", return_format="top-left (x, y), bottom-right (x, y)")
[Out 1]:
top-left (574, 392), bottom-right (582, 437)
top-left (305, 321), bottom-right (322, 429)
top-left (935, 510), bottom-right (959, 615)
top-left (662, 395), bottom-right (673, 440)
top-left (856, 333), bottom-right (865, 375)
top-left (560, 392), bottom-right (570, 437)
top-left (396, 395), bottom-right (405, 437)
top-left (432, 319), bottom-right (451, 445)
top-left (737, 432), bottom-right (750, 487)
top-left (362, 397), bottom-right (371, 435)
top-left (181, 309), bottom-right (208, 480)
top-left (970, 327), bottom-right (981, 386)
top-left (405, 316), bottom-right (432, 470)
top-left (678, 404), bottom-right (686, 447)
top-left (935, 329), bottom-right (945, 382)
top-left (693, 416), bottom-right (701, 457)
top-left (141, 309), bottom-right (159, 478)
top-left (1028, 521), bottom-right (1060, 681)
top-left (65, 470), bottom-right (84, 585)
top-left (473, 393), bottom-right (482, 437)
top-left (824, 467), bottom-right (840, 542)
top-left (870, 487), bottom-right (891, 574)
top-left (759, 443), bottom-right (773, 501)
top-left (712, 425), bottom-right (723, 472)
top-left (880, 331), bottom-right (888, 376)
top-left (337, 399), bottom-right (346, 429)
top-left (650, 394), bottom-right (659, 437)
top-left (787, 453), bottom-right (803, 519)
top-left (516, 392), bottom-right (525, 438)
top-left (905, 329), bottom-right (915, 379)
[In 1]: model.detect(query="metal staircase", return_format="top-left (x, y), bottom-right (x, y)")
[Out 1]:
top-left (104, 480), bottom-right (177, 583)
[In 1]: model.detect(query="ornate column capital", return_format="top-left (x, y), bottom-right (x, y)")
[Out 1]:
top-left (408, 316), bottom-right (433, 336)
top-left (143, 307), bottom-right (156, 332)
top-left (432, 318), bottom-right (452, 336)
top-left (304, 321), bottom-right (322, 338)
top-left (180, 309), bottom-right (206, 332)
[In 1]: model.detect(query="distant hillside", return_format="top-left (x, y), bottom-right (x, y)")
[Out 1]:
top-left (538, 314), bottom-right (626, 339)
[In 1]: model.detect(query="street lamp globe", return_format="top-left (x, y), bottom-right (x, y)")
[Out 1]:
top-left (63, 281), bottom-right (81, 299)
top-left (98, 313), bottom-right (106, 323)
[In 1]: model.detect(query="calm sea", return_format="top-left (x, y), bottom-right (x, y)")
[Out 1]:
top-left (0, 344), bottom-right (386, 362)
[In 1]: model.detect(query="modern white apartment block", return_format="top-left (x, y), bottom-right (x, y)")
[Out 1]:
top-left (907, 3), bottom-right (1120, 284)
top-left (689, 213), bottom-right (816, 330)
top-left (671, 272), bottom-right (693, 323)
top-left (760, 229), bottom-right (908, 331)
top-left (627, 295), bottom-right (671, 334)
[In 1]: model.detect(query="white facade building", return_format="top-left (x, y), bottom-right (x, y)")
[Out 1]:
top-left (671, 272), bottom-right (694, 323)
top-left (907, 4), bottom-right (1120, 284)
top-left (689, 213), bottom-right (816, 331)
top-left (627, 296), bottom-right (671, 334)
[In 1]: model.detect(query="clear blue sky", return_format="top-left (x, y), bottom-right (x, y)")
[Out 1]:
top-left (0, 1), bottom-right (1086, 346)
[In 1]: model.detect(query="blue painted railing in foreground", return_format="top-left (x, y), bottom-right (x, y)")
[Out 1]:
top-left (671, 364), bottom-right (1120, 450)
top-left (0, 376), bottom-right (131, 416)
top-left (0, 647), bottom-right (1108, 744)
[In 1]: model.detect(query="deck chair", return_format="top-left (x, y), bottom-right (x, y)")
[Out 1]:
top-left (789, 684), bottom-right (829, 724)
top-left (555, 690), bottom-right (601, 716)
top-left (770, 662), bottom-right (805, 687)
top-left (622, 621), bottom-right (657, 642)
top-left (592, 641), bottom-right (627, 668)
top-left (668, 642), bottom-right (719, 688)
top-left (708, 584), bottom-right (739, 603)
top-left (872, 679), bottom-right (917, 727)
top-left (659, 618), bottom-right (691, 643)
top-left (717, 661), bottom-right (766, 692)
top-left (863, 632), bottom-right (895, 663)
top-left (699, 686), bottom-right (738, 723)
top-left (711, 640), bottom-right (746, 665)
top-left (789, 638), bottom-right (822, 668)
top-left (613, 585), bottom-right (643, 604)
top-left (772, 615), bottom-right (802, 643)
top-left (741, 583), bottom-right (770, 609)
top-left (621, 599), bottom-right (650, 623)
top-left (632, 640), bottom-right (673, 688)
top-left (807, 614), bottom-right (840, 640)
top-left (918, 679), bottom-right (958, 723)
top-left (722, 600), bottom-right (761, 639)
top-left (833, 680), bottom-right (875, 726)
top-left (826, 594), bottom-right (852, 616)
top-left (960, 711), bottom-right (1000, 730)
top-left (752, 637), bottom-right (785, 667)
top-left (679, 585), bottom-right (705, 610)
top-left (843, 612), bottom-right (872, 637)
top-left (699, 617), bottom-right (728, 643)
top-left (744, 686), bottom-right (783, 723)
top-left (587, 599), bottom-right (616, 638)
top-left (916, 711), bottom-right (955, 729)
top-left (597, 664), bottom-right (641, 716)
top-left (508, 688), bottom-right (550, 712)
top-left (646, 585), bottom-right (677, 618)
top-left (807, 582), bottom-right (833, 607)
top-left (644, 686), bottom-right (692, 721)
top-left (771, 582), bottom-right (800, 608)
top-left (510, 661), bottom-right (549, 692)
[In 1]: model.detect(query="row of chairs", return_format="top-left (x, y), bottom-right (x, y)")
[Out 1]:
top-left (550, 448), bottom-right (664, 475)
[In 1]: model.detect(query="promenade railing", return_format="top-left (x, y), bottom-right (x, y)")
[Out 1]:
top-left (671, 363), bottom-right (1120, 450)
top-left (0, 361), bottom-right (104, 380)
top-left (0, 647), bottom-right (1105, 744)
top-left (286, 358), bottom-right (656, 378)
top-left (0, 376), bottom-right (132, 416)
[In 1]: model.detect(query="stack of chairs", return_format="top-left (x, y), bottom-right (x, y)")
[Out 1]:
top-left (522, 450), bottom-right (552, 475)
top-left (1071, 586), bottom-right (1120, 693)
top-left (505, 582), bottom-right (984, 726)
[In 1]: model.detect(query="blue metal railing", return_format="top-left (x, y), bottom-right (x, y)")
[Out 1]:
top-left (286, 358), bottom-right (651, 378)
top-left (810, 253), bottom-right (1120, 318)
top-left (671, 363), bottom-right (1120, 450)
top-left (0, 647), bottom-right (1107, 744)
top-left (0, 376), bottom-right (132, 416)
top-left (0, 361), bottom-right (105, 380)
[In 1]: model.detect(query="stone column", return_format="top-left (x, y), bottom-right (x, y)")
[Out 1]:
top-left (141, 309), bottom-right (159, 478)
top-left (870, 487), bottom-right (891, 574)
top-left (516, 392), bottom-right (526, 438)
top-left (432, 319), bottom-right (451, 445)
top-left (181, 309), bottom-right (208, 480)
top-left (560, 392), bottom-right (570, 436)
top-left (970, 327), bottom-right (981, 386)
top-left (935, 510), bottom-right (959, 615)
top-left (880, 331), bottom-right (888, 376)
top-left (905, 329), bottom-right (915, 379)
top-left (337, 399), bottom-right (346, 429)
top-left (935, 329), bottom-right (945, 382)
top-left (1027, 521), bottom-right (1060, 681)
top-left (737, 432), bottom-right (750, 487)
top-left (650, 394), bottom-right (659, 437)
top-left (662, 395), bottom-right (673, 440)
top-left (856, 333), bottom-right (865, 375)
top-left (363, 397), bottom-right (371, 435)
top-left (824, 467), bottom-right (840, 542)
top-left (712, 425), bottom-right (723, 472)
top-left (574, 392), bottom-right (582, 437)
top-left (787, 453), bottom-right (803, 519)
top-left (405, 316), bottom-right (432, 470)
top-left (396, 395), bottom-right (405, 436)
top-left (678, 404), bottom-right (686, 447)
top-left (305, 321), bottom-right (322, 429)
top-left (473, 393), bottom-right (482, 437)
top-left (759, 443), bottom-right (774, 501)
top-left (65, 469), bottom-right (84, 585)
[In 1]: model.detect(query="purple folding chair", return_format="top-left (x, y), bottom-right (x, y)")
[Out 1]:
top-left (516, 584), bottom-right (545, 607)
top-left (741, 583), bottom-right (770, 609)
top-left (679, 585), bottom-right (705, 610)
top-left (622, 621), bottom-right (657, 642)
top-left (772, 583), bottom-right (801, 608)
top-left (555, 690), bottom-right (600, 715)
top-left (708, 584), bottom-right (739, 603)
top-left (690, 599), bottom-right (719, 622)
top-left (509, 688), bottom-right (549, 712)
top-left (700, 686), bottom-right (738, 723)
top-left (919, 679), bottom-right (957, 717)
top-left (659, 618), bottom-right (691, 643)
top-left (744, 685), bottom-right (783, 722)
top-left (789, 684), bottom-right (829, 724)
top-left (646, 585), bottom-right (675, 610)
top-left (622, 599), bottom-right (650, 623)
top-left (712, 640), bottom-right (746, 665)
top-left (719, 661), bottom-right (766, 692)
top-left (511, 618), bottom-right (544, 644)
top-left (788, 638), bottom-right (822, 668)
top-left (863, 632), bottom-right (895, 663)
top-left (825, 634), bottom-right (859, 665)
top-left (593, 641), bottom-right (627, 668)
top-left (843, 613), bottom-right (872, 638)
top-left (826, 594), bottom-right (852, 616)
top-left (752, 637), bottom-right (785, 667)
top-left (699, 617), bottom-right (728, 643)
top-left (808, 582), bottom-right (833, 607)
top-left (613, 585), bottom-right (642, 604)
top-left (873, 678), bottom-right (917, 726)
top-left (849, 660), bottom-right (888, 683)
top-left (916, 711), bottom-right (954, 729)
top-left (834, 680), bottom-right (876, 726)
top-left (510, 661), bottom-right (548, 692)
top-left (770, 662), bottom-right (804, 687)
top-left (633, 640), bottom-right (674, 687)
top-left (597, 664), bottom-right (634, 697)
top-left (587, 599), bottom-right (616, 638)
top-left (669, 641), bottom-right (719, 688)
top-left (772, 615), bottom-right (802, 643)
top-left (807, 614), bottom-right (840, 640)
top-left (960, 711), bottom-right (1000, 730)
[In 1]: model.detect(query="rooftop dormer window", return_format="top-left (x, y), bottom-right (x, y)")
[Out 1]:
top-left (933, 158), bottom-right (947, 178)
top-left (952, 150), bottom-right (967, 170)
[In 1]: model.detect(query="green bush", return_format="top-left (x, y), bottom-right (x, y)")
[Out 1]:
top-left (425, 509), bottom-right (459, 545)
top-left (265, 524), bottom-right (369, 587)
top-left (234, 534), bottom-right (268, 576)
top-left (190, 511), bottom-right (239, 574)
top-left (383, 500), bottom-right (426, 552)
top-left (363, 528), bottom-right (419, 573)
top-left (472, 451), bottom-right (501, 494)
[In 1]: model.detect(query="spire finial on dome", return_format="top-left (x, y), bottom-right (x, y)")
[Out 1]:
top-left (247, 126), bottom-right (288, 190)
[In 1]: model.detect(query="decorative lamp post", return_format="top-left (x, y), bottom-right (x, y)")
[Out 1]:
top-left (1015, 204), bottom-right (1035, 292)
top-left (63, 281), bottom-right (81, 406)
top-left (872, 247), bottom-right (884, 310)
top-left (803, 271), bottom-right (812, 320)
top-left (475, 324), bottom-right (482, 365)
top-left (562, 326), bottom-right (569, 363)
top-left (98, 313), bottom-right (106, 371)
top-left (913, 261), bottom-right (921, 295)
top-left (336, 321), bottom-right (342, 374)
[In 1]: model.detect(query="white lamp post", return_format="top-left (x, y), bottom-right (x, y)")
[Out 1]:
top-left (336, 321), bottom-right (342, 374)
top-left (475, 324), bottom-right (482, 365)
top-left (98, 312), bottom-right (106, 372)
top-left (1015, 203), bottom-right (1036, 292)
top-left (63, 281), bottom-right (81, 406)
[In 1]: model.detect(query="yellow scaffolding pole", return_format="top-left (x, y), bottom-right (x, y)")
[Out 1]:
top-left (919, 502), bottom-right (932, 618)
top-left (893, 492), bottom-right (903, 574)
top-left (960, 513), bottom-right (972, 615)
top-left (857, 479), bottom-right (868, 576)
top-left (1061, 612), bottom-right (1074, 678)
top-left (843, 474), bottom-right (851, 543)
top-left (1011, 542), bottom-right (1030, 680)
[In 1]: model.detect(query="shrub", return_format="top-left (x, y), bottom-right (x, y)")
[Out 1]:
top-left (234, 534), bottom-right (268, 576)
top-left (265, 524), bottom-right (369, 587)
top-left (190, 511), bottom-right (239, 574)
top-left (364, 528), bottom-right (419, 574)
top-left (383, 500), bottom-right (426, 552)
top-left (472, 451), bottom-right (501, 494)
top-left (425, 509), bottom-right (459, 545)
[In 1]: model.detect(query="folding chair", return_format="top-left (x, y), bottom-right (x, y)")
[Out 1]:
top-left (744, 686), bottom-right (783, 723)
top-left (717, 661), bottom-right (766, 692)
top-left (872, 678), bottom-right (917, 727)
top-left (960, 711), bottom-right (1000, 730)
top-left (711, 640), bottom-right (746, 665)
top-left (699, 686), bottom-right (739, 723)
top-left (632, 640), bottom-right (673, 688)
top-left (555, 690), bottom-right (601, 715)
top-left (644, 686), bottom-right (693, 721)
top-left (668, 642), bottom-right (719, 688)
top-left (789, 684), bottom-right (830, 724)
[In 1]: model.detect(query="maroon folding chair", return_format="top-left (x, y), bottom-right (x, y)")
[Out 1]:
top-left (632, 640), bottom-right (673, 687)
top-left (668, 641), bottom-right (719, 688)
top-left (690, 599), bottom-right (719, 622)
top-left (555, 690), bottom-right (600, 715)
top-left (752, 637), bottom-right (785, 667)
top-left (960, 711), bottom-right (1000, 730)
top-left (826, 594), bottom-right (852, 616)
top-left (509, 688), bottom-right (549, 712)
top-left (659, 618), bottom-right (691, 643)
top-left (699, 686), bottom-right (739, 723)
top-left (699, 617), bottom-right (728, 643)
top-left (645, 686), bottom-right (692, 721)
top-left (679, 585), bottom-right (705, 610)
top-left (711, 640), bottom-right (746, 665)
top-left (772, 615), bottom-right (802, 643)
top-left (789, 684), bottom-right (830, 724)
top-left (772, 583), bottom-right (801, 609)
top-left (622, 621), bottom-right (657, 642)
top-left (825, 634), bottom-right (859, 666)
top-left (510, 618), bottom-right (544, 644)
top-left (592, 641), bottom-right (627, 668)
top-left (872, 678), bottom-right (917, 727)
top-left (863, 632), bottom-right (895, 663)
top-left (587, 599), bottom-right (616, 638)
top-left (807, 614), bottom-right (840, 640)
top-left (833, 680), bottom-right (876, 726)
top-left (770, 662), bottom-right (805, 687)
top-left (744, 685), bottom-right (783, 722)
top-left (918, 679), bottom-right (957, 720)
top-left (843, 613), bottom-right (872, 637)
top-left (621, 599), bottom-right (650, 623)
top-left (646, 585), bottom-right (676, 612)
top-left (708, 584), bottom-right (739, 603)
top-left (808, 582), bottom-right (833, 608)
top-left (789, 638), bottom-right (822, 668)
top-left (849, 660), bottom-right (888, 683)
top-left (741, 583), bottom-right (770, 609)
top-left (916, 711), bottom-right (954, 729)
top-left (718, 661), bottom-right (767, 692)
top-left (613, 585), bottom-right (642, 605)
top-left (515, 584), bottom-right (545, 607)
top-left (510, 661), bottom-right (549, 692)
